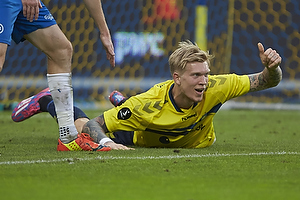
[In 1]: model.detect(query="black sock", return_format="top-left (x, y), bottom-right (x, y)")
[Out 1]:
top-left (38, 95), bottom-right (53, 112)
top-left (45, 99), bottom-right (89, 121)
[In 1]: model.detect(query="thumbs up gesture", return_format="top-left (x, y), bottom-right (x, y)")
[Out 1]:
top-left (257, 43), bottom-right (282, 69)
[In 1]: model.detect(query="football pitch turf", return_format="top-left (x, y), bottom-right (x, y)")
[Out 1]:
top-left (0, 109), bottom-right (299, 200)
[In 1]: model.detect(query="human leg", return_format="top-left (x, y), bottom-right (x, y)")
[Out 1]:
top-left (6, 1), bottom-right (77, 143)
top-left (0, 0), bottom-right (22, 71)
top-left (4, 2), bottom-right (98, 148)
top-left (0, 43), bottom-right (8, 72)
top-left (24, 25), bottom-right (72, 73)
top-left (24, 25), bottom-right (78, 143)
top-left (11, 88), bottom-right (51, 122)
top-left (11, 87), bottom-right (89, 134)
top-left (12, 87), bottom-right (90, 134)
top-left (45, 99), bottom-right (90, 134)
top-left (11, 88), bottom-right (110, 151)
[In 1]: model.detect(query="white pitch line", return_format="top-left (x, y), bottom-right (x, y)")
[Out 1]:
top-left (0, 151), bottom-right (299, 165)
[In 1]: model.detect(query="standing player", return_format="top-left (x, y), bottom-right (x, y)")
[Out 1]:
top-left (12, 41), bottom-right (282, 149)
top-left (1, 0), bottom-right (114, 151)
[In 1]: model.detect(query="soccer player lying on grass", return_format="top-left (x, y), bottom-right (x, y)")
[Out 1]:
top-left (12, 40), bottom-right (282, 150)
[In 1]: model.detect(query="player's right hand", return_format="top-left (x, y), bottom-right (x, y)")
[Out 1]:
top-left (100, 34), bottom-right (116, 68)
top-left (104, 141), bottom-right (135, 150)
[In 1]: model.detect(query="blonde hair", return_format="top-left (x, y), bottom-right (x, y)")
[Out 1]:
top-left (168, 40), bottom-right (214, 74)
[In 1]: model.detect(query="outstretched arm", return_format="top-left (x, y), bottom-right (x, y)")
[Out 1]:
top-left (248, 42), bottom-right (282, 92)
top-left (82, 114), bottom-right (134, 150)
top-left (83, 0), bottom-right (115, 67)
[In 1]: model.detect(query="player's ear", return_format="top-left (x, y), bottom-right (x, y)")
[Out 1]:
top-left (173, 72), bottom-right (181, 85)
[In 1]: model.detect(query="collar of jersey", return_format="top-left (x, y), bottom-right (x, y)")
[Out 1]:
top-left (169, 83), bottom-right (198, 113)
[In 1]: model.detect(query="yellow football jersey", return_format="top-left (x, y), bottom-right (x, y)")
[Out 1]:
top-left (104, 74), bottom-right (250, 148)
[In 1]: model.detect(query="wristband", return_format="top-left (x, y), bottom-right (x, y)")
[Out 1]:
top-left (99, 138), bottom-right (113, 146)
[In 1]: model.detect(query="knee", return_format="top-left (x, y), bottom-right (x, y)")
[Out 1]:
top-left (47, 39), bottom-right (73, 64)
top-left (64, 40), bottom-right (73, 58)
top-left (56, 40), bottom-right (73, 61)
top-left (45, 39), bottom-right (73, 73)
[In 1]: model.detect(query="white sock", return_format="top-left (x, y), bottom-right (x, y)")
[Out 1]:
top-left (47, 73), bottom-right (78, 143)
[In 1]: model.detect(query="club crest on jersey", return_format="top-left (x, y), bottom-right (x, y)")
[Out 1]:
top-left (0, 24), bottom-right (4, 34)
top-left (117, 107), bottom-right (132, 120)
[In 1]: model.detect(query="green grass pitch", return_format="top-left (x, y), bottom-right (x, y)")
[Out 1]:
top-left (0, 109), bottom-right (300, 200)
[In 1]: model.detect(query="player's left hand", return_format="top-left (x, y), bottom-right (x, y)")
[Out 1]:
top-left (104, 141), bottom-right (135, 150)
top-left (100, 34), bottom-right (116, 68)
top-left (21, 0), bottom-right (42, 22)
top-left (258, 42), bottom-right (282, 70)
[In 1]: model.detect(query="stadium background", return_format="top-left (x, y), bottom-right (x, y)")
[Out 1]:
top-left (1, 0), bottom-right (300, 110)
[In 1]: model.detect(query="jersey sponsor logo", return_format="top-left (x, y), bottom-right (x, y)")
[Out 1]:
top-left (182, 113), bottom-right (196, 121)
top-left (195, 123), bottom-right (206, 131)
top-left (0, 24), bottom-right (4, 34)
top-left (118, 107), bottom-right (132, 120)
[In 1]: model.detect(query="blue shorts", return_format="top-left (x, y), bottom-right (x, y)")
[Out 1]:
top-left (0, 0), bottom-right (57, 45)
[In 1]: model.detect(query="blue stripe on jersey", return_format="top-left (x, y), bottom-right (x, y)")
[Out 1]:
top-left (168, 84), bottom-right (183, 112)
top-left (145, 103), bottom-right (223, 136)
top-left (168, 84), bottom-right (198, 112)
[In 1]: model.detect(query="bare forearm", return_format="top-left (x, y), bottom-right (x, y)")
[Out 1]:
top-left (248, 66), bottom-right (282, 92)
top-left (83, 0), bottom-right (115, 67)
top-left (249, 42), bottom-right (283, 92)
top-left (83, 0), bottom-right (110, 36)
top-left (82, 115), bottom-right (134, 150)
top-left (82, 115), bottom-right (109, 143)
